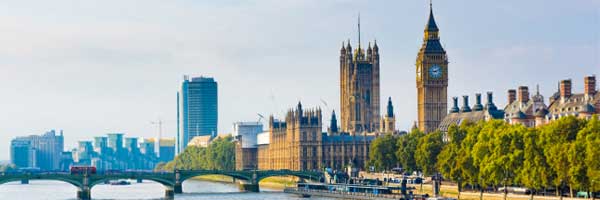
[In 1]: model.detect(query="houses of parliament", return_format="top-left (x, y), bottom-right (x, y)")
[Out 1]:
top-left (235, 4), bottom-right (448, 171)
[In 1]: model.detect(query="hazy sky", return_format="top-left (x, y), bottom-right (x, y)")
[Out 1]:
top-left (0, 0), bottom-right (598, 160)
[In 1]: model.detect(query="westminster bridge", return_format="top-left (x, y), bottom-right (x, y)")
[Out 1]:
top-left (0, 169), bottom-right (323, 200)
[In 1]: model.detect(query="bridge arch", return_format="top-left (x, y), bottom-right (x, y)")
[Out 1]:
top-left (255, 170), bottom-right (323, 183)
top-left (89, 176), bottom-right (174, 188)
top-left (0, 176), bottom-right (82, 188)
top-left (178, 170), bottom-right (252, 184)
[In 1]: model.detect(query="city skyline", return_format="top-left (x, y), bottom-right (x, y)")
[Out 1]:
top-left (0, 0), bottom-right (598, 160)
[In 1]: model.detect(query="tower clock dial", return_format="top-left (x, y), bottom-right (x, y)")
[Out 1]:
top-left (429, 64), bottom-right (442, 79)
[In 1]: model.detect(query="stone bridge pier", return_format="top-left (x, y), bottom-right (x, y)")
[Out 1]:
top-left (164, 186), bottom-right (175, 200)
top-left (238, 170), bottom-right (259, 192)
top-left (77, 174), bottom-right (91, 200)
top-left (174, 170), bottom-right (183, 194)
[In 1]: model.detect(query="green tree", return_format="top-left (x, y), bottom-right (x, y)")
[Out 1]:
top-left (540, 116), bottom-right (584, 199)
top-left (396, 129), bottom-right (424, 172)
top-left (472, 120), bottom-right (507, 198)
top-left (580, 116), bottom-right (600, 197)
top-left (437, 124), bottom-right (467, 199)
top-left (415, 130), bottom-right (444, 176)
top-left (368, 133), bottom-right (398, 171)
top-left (519, 128), bottom-right (552, 200)
top-left (155, 136), bottom-right (236, 171)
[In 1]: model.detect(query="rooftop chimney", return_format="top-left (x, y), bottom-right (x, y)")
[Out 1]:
top-left (584, 76), bottom-right (596, 96)
top-left (450, 97), bottom-right (459, 113)
top-left (518, 86), bottom-right (530, 103)
top-left (473, 93), bottom-right (484, 111)
top-left (508, 89), bottom-right (516, 104)
top-left (486, 92), bottom-right (497, 111)
top-left (461, 95), bottom-right (472, 112)
top-left (560, 79), bottom-right (572, 99)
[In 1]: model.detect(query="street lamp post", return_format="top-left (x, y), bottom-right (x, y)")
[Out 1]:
top-left (592, 180), bottom-right (596, 200)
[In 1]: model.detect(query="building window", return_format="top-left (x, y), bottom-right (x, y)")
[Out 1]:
top-left (302, 131), bottom-right (307, 141)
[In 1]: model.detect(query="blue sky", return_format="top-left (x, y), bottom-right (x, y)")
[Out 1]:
top-left (0, 0), bottom-right (598, 160)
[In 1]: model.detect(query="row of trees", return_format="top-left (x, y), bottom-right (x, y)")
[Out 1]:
top-left (368, 116), bottom-right (600, 199)
top-left (155, 135), bottom-right (236, 171)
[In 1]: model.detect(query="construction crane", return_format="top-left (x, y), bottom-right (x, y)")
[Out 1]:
top-left (257, 113), bottom-right (265, 123)
top-left (150, 119), bottom-right (170, 154)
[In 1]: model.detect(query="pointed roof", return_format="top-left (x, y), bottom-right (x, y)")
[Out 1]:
top-left (386, 97), bottom-right (394, 118)
top-left (425, 3), bottom-right (439, 32)
top-left (373, 40), bottom-right (379, 51)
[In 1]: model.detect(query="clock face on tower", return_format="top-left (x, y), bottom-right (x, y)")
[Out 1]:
top-left (429, 64), bottom-right (442, 79)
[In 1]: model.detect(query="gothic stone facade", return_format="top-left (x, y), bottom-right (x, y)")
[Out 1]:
top-left (236, 103), bottom-right (374, 171)
top-left (340, 40), bottom-right (380, 134)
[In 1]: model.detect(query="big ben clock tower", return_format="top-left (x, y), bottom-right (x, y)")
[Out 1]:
top-left (416, 2), bottom-right (448, 133)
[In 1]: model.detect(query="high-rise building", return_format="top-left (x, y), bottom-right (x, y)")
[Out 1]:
top-left (76, 141), bottom-right (94, 164)
top-left (339, 17), bottom-right (380, 134)
top-left (107, 133), bottom-right (124, 156)
top-left (29, 130), bottom-right (64, 170)
top-left (93, 136), bottom-right (108, 155)
top-left (10, 138), bottom-right (36, 168)
top-left (140, 138), bottom-right (156, 157)
top-left (10, 130), bottom-right (64, 170)
top-left (159, 138), bottom-right (176, 162)
top-left (177, 76), bottom-right (218, 154)
top-left (416, 3), bottom-right (449, 133)
top-left (124, 137), bottom-right (139, 154)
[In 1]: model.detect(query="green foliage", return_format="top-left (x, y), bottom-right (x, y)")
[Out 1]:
top-left (396, 129), bottom-right (424, 172)
top-left (415, 131), bottom-right (444, 176)
top-left (437, 124), bottom-right (467, 186)
top-left (580, 115), bottom-right (600, 191)
top-left (519, 128), bottom-right (551, 191)
top-left (539, 116), bottom-right (585, 189)
top-left (156, 135), bottom-right (236, 171)
top-left (372, 116), bottom-right (599, 194)
top-left (368, 133), bottom-right (397, 171)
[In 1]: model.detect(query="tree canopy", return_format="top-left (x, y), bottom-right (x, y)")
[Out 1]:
top-left (155, 135), bottom-right (236, 171)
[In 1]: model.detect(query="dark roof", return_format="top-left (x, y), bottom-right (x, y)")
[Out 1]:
top-left (425, 7), bottom-right (439, 32)
top-left (547, 93), bottom-right (600, 116)
top-left (422, 39), bottom-right (445, 54)
top-left (438, 109), bottom-right (505, 133)
top-left (534, 108), bottom-right (549, 117)
top-left (512, 111), bottom-right (527, 119)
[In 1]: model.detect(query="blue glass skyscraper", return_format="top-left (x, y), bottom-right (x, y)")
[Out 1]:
top-left (177, 76), bottom-right (218, 154)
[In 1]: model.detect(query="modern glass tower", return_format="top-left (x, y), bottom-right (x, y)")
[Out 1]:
top-left (177, 76), bottom-right (218, 154)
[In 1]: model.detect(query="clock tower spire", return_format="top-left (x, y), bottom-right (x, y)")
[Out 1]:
top-left (416, 1), bottom-right (448, 133)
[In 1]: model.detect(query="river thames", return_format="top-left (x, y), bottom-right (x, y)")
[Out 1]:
top-left (0, 179), bottom-right (334, 200)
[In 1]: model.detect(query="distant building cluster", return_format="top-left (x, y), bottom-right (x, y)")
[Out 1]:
top-left (9, 130), bottom-right (176, 171)
top-left (72, 134), bottom-right (176, 170)
top-left (10, 130), bottom-right (64, 170)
